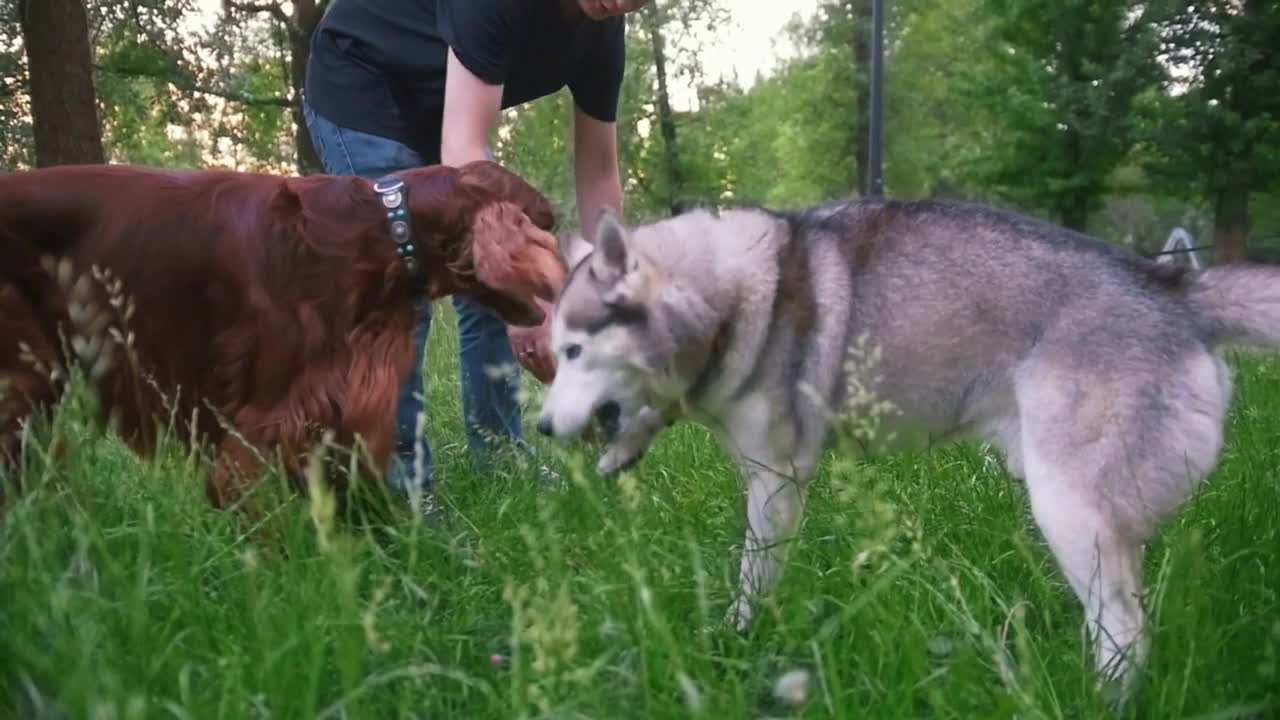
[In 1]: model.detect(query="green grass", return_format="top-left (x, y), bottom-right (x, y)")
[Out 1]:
top-left (2, 306), bottom-right (1278, 719)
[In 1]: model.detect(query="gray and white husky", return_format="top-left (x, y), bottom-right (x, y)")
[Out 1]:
top-left (535, 199), bottom-right (1280, 697)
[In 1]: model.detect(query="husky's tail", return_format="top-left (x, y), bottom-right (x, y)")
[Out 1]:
top-left (1187, 265), bottom-right (1280, 348)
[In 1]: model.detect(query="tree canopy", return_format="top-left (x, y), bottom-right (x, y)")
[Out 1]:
top-left (4, 0), bottom-right (1278, 259)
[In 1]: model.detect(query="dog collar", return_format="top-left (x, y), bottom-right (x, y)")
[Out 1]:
top-left (372, 175), bottom-right (423, 282)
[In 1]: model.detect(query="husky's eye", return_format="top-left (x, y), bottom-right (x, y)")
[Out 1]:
top-left (564, 344), bottom-right (582, 361)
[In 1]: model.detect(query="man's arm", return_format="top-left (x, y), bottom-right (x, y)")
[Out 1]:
top-left (440, 47), bottom-right (503, 166)
top-left (442, 44), bottom-right (561, 379)
top-left (573, 105), bottom-right (624, 236)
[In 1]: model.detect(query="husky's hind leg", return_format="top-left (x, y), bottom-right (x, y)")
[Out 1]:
top-left (1015, 349), bottom-right (1229, 701)
top-left (1020, 458), bottom-right (1149, 696)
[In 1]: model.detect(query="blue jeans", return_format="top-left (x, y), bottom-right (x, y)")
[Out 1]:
top-left (302, 101), bottom-right (524, 495)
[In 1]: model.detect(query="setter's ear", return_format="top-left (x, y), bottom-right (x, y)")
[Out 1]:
top-left (455, 160), bottom-right (557, 232)
top-left (468, 201), bottom-right (567, 327)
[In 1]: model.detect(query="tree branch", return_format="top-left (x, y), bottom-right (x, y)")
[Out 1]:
top-left (222, 0), bottom-right (304, 40)
top-left (96, 63), bottom-right (294, 108)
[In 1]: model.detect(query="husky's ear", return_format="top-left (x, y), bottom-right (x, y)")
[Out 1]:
top-left (589, 208), bottom-right (634, 284)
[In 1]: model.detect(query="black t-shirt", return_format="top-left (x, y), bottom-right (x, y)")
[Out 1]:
top-left (305, 0), bottom-right (626, 163)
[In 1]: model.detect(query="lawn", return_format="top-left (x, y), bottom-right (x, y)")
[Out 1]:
top-left (2, 305), bottom-right (1277, 719)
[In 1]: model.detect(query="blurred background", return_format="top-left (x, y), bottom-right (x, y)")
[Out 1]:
top-left (4, 0), bottom-right (1278, 262)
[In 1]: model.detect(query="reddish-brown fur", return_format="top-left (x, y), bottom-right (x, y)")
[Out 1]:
top-left (0, 161), bottom-right (564, 511)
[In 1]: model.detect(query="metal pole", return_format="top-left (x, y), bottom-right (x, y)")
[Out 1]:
top-left (866, 0), bottom-right (885, 197)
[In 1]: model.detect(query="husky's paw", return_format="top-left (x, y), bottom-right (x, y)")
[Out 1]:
top-left (723, 596), bottom-right (755, 633)
top-left (596, 443), bottom-right (645, 476)
top-left (1095, 654), bottom-right (1143, 710)
top-left (594, 405), bottom-right (667, 476)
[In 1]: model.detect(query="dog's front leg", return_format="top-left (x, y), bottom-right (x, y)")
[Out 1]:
top-left (597, 403), bottom-right (675, 475)
top-left (725, 454), bottom-right (809, 632)
top-left (208, 434), bottom-right (266, 510)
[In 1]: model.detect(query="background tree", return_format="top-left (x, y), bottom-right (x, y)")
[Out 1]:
top-left (1139, 0), bottom-right (1280, 263)
top-left (222, 0), bottom-right (330, 174)
top-left (86, 0), bottom-right (313, 171)
top-left (641, 1), bottom-right (685, 215)
top-left (90, 0), bottom-right (214, 167)
top-left (496, 0), bottom-right (730, 226)
top-left (17, 0), bottom-right (105, 166)
top-left (964, 0), bottom-right (1163, 231)
top-left (0, 0), bottom-right (33, 168)
top-left (2, 0), bottom-right (1279, 262)
top-left (877, 0), bottom-right (996, 200)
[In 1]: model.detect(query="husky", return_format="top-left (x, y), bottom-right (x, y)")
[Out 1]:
top-left (535, 199), bottom-right (1280, 698)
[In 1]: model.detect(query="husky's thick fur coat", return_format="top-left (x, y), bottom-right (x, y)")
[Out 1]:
top-left (536, 199), bottom-right (1280, 698)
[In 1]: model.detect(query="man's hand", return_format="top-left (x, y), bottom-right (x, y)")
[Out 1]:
top-left (509, 297), bottom-right (556, 383)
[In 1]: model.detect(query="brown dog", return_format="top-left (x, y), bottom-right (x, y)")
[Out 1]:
top-left (0, 160), bottom-right (564, 510)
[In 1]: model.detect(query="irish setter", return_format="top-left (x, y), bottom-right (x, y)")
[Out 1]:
top-left (0, 160), bottom-right (564, 511)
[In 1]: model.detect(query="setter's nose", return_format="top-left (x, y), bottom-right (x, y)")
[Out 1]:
top-left (536, 416), bottom-right (554, 437)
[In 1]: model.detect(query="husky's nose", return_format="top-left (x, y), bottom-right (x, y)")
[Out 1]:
top-left (536, 416), bottom-right (554, 437)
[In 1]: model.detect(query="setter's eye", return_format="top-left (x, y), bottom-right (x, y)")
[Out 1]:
top-left (564, 344), bottom-right (582, 361)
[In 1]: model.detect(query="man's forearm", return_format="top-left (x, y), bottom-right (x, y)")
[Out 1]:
top-left (442, 144), bottom-right (491, 167)
top-left (576, 171), bottom-right (623, 237)
top-left (573, 106), bottom-right (623, 235)
top-left (440, 48), bottom-right (502, 168)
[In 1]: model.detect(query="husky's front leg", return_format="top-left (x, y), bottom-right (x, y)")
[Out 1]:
top-left (597, 404), bottom-right (675, 475)
top-left (725, 454), bottom-right (809, 631)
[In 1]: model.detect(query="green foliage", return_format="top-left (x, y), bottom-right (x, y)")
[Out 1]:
top-left (90, 0), bottom-right (209, 166)
top-left (768, 2), bottom-right (861, 202)
top-left (494, 93), bottom-right (577, 224)
top-left (4, 0), bottom-right (1280, 251)
top-left (38, 0), bottom-right (295, 170)
top-left (627, 1), bottom-right (863, 212)
top-left (611, 0), bottom-right (735, 220)
top-left (0, 0), bottom-right (32, 169)
top-left (1137, 1), bottom-right (1280, 202)
top-left (486, 0), bottom-right (1280, 249)
top-left (94, 52), bottom-right (207, 168)
top-left (3, 307), bottom-right (1280, 718)
top-left (879, 0), bottom-right (997, 200)
top-left (686, 68), bottom-right (847, 210)
top-left (961, 0), bottom-right (1164, 229)
top-left (198, 15), bottom-right (297, 172)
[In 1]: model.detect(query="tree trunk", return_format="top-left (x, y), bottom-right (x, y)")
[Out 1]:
top-left (18, 0), bottom-right (105, 166)
top-left (1212, 182), bottom-right (1251, 264)
top-left (226, 0), bottom-right (326, 173)
top-left (1056, 127), bottom-right (1090, 231)
top-left (1059, 196), bottom-right (1090, 232)
top-left (851, 0), bottom-right (871, 197)
top-left (290, 0), bottom-right (324, 174)
top-left (1207, 1), bottom-right (1259, 265)
top-left (644, 2), bottom-right (685, 215)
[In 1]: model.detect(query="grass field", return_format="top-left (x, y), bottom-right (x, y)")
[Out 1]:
top-left (2, 305), bottom-right (1278, 720)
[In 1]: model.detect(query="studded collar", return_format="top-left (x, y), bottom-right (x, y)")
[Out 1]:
top-left (372, 175), bottom-right (425, 287)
